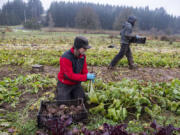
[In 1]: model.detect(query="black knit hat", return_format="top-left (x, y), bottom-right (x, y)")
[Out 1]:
top-left (74, 36), bottom-right (91, 49)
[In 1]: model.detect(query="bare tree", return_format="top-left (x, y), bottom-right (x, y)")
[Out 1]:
top-left (48, 13), bottom-right (54, 32)
top-left (113, 8), bottom-right (132, 30)
top-left (75, 7), bottom-right (101, 30)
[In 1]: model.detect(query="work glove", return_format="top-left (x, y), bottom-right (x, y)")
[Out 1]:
top-left (87, 73), bottom-right (96, 80)
top-left (136, 35), bottom-right (142, 39)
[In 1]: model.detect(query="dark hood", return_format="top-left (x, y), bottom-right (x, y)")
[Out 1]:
top-left (127, 16), bottom-right (136, 26)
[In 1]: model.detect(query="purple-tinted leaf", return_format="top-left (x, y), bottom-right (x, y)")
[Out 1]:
top-left (41, 116), bottom-right (180, 135)
top-left (103, 131), bottom-right (110, 135)
top-left (174, 127), bottom-right (180, 132)
top-left (64, 117), bottom-right (73, 127)
top-left (155, 128), bottom-right (166, 135)
top-left (36, 130), bottom-right (48, 135)
top-left (115, 124), bottom-right (128, 130)
top-left (89, 131), bottom-right (96, 135)
top-left (129, 133), bottom-right (137, 135)
top-left (165, 124), bottom-right (175, 134)
top-left (82, 126), bottom-right (91, 135)
top-left (71, 127), bottom-right (79, 134)
top-left (8, 128), bottom-right (15, 133)
top-left (65, 131), bottom-right (73, 135)
top-left (103, 123), bottom-right (111, 129)
top-left (150, 120), bottom-right (157, 129)
top-left (155, 124), bottom-right (175, 135)
top-left (111, 129), bottom-right (128, 135)
top-left (139, 132), bottom-right (147, 135)
top-left (81, 126), bottom-right (87, 132)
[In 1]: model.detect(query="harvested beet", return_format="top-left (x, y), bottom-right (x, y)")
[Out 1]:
top-left (44, 104), bottom-right (84, 117)
top-left (37, 99), bottom-right (88, 129)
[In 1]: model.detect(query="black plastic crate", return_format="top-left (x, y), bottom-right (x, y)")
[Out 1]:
top-left (37, 98), bottom-right (88, 128)
top-left (130, 36), bottom-right (146, 44)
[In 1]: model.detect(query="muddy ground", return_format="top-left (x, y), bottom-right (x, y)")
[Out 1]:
top-left (0, 65), bottom-right (180, 82)
top-left (0, 65), bottom-right (180, 120)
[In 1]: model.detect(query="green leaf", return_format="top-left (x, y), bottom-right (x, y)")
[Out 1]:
top-left (170, 101), bottom-right (178, 112)
top-left (0, 122), bottom-right (11, 127)
top-left (0, 132), bottom-right (9, 135)
top-left (107, 108), bottom-right (117, 121)
top-left (144, 107), bottom-right (153, 117)
top-left (0, 94), bottom-right (4, 100)
top-left (89, 103), bottom-right (105, 114)
top-left (139, 97), bottom-right (151, 106)
top-left (122, 108), bottom-right (127, 121)
top-left (176, 108), bottom-right (180, 115)
top-left (152, 104), bottom-right (161, 115)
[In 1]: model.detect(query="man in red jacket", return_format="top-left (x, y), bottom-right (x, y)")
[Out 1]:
top-left (56, 36), bottom-right (96, 100)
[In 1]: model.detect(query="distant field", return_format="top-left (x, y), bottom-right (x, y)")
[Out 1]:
top-left (0, 27), bottom-right (180, 68)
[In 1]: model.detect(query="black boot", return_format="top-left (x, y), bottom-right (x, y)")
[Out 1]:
top-left (129, 64), bottom-right (138, 69)
top-left (128, 57), bottom-right (138, 70)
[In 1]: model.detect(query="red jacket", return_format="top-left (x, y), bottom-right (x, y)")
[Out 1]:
top-left (58, 48), bottom-right (88, 85)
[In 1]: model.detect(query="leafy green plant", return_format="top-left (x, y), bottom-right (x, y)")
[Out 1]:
top-left (85, 79), bottom-right (180, 122)
top-left (0, 74), bottom-right (56, 106)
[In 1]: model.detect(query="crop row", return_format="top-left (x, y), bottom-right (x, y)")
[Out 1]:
top-left (0, 49), bottom-right (180, 68)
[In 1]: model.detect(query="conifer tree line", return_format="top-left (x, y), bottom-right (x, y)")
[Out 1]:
top-left (0, 0), bottom-right (43, 25)
top-left (0, 0), bottom-right (180, 34)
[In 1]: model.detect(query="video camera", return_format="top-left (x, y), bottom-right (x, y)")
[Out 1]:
top-left (130, 35), bottom-right (146, 44)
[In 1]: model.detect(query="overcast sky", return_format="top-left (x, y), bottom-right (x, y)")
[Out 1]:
top-left (0, 0), bottom-right (180, 17)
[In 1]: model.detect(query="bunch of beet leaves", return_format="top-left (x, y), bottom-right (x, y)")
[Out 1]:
top-left (149, 120), bottom-right (180, 135)
top-left (43, 115), bottom-right (73, 135)
top-left (37, 117), bottom-right (180, 135)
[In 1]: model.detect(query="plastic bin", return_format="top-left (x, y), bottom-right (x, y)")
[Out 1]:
top-left (37, 98), bottom-right (88, 128)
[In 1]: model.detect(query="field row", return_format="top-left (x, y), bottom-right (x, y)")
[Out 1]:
top-left (0, 48), bottom-right (180, 68)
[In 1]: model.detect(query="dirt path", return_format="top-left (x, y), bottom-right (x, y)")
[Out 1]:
top-left (93, 66), bottom-right (180, 82)
top-left (0, 65), bottom-right (180, 82)
top-left (44, 66), bottom-right (180, 82)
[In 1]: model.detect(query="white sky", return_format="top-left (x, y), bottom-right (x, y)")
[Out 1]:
top-left (0, 0), bottom-right (180, 17)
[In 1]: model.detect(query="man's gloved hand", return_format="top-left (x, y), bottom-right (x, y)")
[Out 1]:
top-left (87, 73), bottom-right (96, 80)
top-left (136, 35), bottom-right (141, 39)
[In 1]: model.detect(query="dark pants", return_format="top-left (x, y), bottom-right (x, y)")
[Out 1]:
top-left (110, 43), bottom-right (134, 67)
top-left (56, 80), bottom-right (85, 100)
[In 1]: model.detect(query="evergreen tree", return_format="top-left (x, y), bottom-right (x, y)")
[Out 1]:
top-left (27, 0), bottom-right (44, 20)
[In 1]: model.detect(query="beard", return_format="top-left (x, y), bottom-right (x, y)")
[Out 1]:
top-left (74, 49), bottom-right (80, 57)
top-left (80, 52), bottom-right (86, 55)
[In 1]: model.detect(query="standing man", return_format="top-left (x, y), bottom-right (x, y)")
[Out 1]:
top-left (56, 36), bottom-right (96, 100)
top-left (108, 15), bottom-right (137, 70)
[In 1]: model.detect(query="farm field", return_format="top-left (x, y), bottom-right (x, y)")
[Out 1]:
top-left (0, 28), bottom-right (180, 134)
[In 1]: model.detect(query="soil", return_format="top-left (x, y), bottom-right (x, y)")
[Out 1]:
top-left (93, 66), bottom-right (180, 82)
top-left (0, 65), bottom-right (30, 79)
top-left (0, 65), bottom-right (180, 124)
top-left (1, 65), bottom-right (180, 111)
top-left (43, 65), bottom-right (180, 82)
top-left (1, 65), bottom-right (180, 83)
